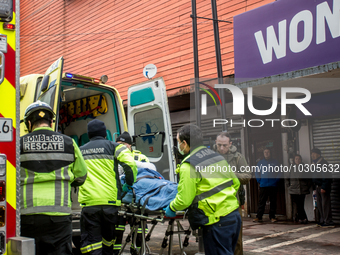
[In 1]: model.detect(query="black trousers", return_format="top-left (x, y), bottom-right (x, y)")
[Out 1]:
top-left (21, 214), bottom-right (72, 255)
top-left (256, 186), bottom-right (278, 219)
top-left (114, 216), bottom-right (148, 255)
top-left (202, 209), bottom-right (241, 255)
top-left (80, 205), bottom-right (119, 255)
top-left (316, 186), bottom-right (333, 224)
top-left (291, 194), bottom-right (307, 221)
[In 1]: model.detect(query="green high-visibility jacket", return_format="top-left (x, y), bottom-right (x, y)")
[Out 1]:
top-left (79, 136), bottom-right (137, 207)
top-left (20, 127), bottom-right (88, 216)
top-left (132, 150), bottom-right (149, 162)
top-left (170, 146), bottom-right (240, 226)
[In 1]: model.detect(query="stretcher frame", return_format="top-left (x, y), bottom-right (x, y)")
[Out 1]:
top-left (118, 202), bottom-right (192, 255)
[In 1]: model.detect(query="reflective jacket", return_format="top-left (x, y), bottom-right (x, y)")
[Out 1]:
top-left (132, 150), bottom-right (149, 162)
top-left (79, 136), bottom-right (137, 207)
top-left (20, 127), bottom-right (87, 216)
top-left (170, 146), bottom-right (240, 226)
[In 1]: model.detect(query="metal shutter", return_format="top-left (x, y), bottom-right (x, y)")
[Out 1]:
top-left (172, 117), bottom-right (243, 140)
top-left (312, 118), bottom-right (340, 223)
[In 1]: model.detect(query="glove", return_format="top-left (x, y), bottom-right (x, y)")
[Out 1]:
top-left (122, 183), bottom-right (132, 193)
top-left (164, 204), bottom-right (176, 218)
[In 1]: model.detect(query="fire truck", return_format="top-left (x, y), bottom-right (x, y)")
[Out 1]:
top-left (0, 0), bottom-right (36, 254)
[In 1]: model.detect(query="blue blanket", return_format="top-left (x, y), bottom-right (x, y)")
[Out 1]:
top-left (121, 168), bottom-right (178, 211)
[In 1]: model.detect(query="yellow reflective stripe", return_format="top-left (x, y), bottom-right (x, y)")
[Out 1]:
top-left (116, 225), bottom-right (125, 231)
top-left (7, 160), bottom-right (16, 210)
top-left (102, 237), bottom-right (114, 247)
top-left (113, 244), bottom-right (122, 250)
top-left (0, 79), bottom-right (16, 128)
top-left (137, 228), bottom-right (148, 234)
top-left (80, 241), bottom-right (102, 253)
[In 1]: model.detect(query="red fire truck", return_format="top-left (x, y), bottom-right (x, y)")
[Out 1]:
top-left (0, 1), bottom-right (35, 254)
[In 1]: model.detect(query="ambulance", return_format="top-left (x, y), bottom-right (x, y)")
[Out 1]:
top-left (19, 57), bottom-right (176, 251)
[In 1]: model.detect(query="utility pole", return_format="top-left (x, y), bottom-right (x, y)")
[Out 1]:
top-left (191, 0), bottom-right (201, 127)
top-left (211, 0), bottom-right (227, 131)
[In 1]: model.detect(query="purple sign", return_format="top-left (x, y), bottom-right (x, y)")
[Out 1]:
top-left (234, 0), bottom-right (340, 79)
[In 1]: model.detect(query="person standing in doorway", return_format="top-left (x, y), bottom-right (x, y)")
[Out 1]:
top-left (254, 148), bottom-right (281, 223)
top-left (286, 154), bottom-right (311, 224)
top-left (311, 148), bottom-right (334, 228)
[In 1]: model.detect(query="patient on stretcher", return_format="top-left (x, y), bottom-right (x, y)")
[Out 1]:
top-left (120, 165), bottom-right (178, 211)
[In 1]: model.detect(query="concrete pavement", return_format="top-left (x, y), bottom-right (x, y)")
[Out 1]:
top-left (118, 218), bottom-right (340, 255)
top-left (243, 218), bottom-right (340, 255)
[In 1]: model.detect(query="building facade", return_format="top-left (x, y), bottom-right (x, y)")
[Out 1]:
top-left (21, 0), bottom-right (340, 222)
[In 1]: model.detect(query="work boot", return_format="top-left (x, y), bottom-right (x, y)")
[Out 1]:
top-left (321, 223), bottom-right (335, 228)
top-left (270, 218), bottom-right (278, 223)
top-left (253, 218), bottom-right (263, 222)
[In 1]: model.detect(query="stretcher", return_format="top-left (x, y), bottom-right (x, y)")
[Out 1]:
top-left (118, 197), bottom-right (192, 255)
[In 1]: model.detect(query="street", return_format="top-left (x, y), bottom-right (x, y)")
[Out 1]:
top-left (119, 218), bottom-right (340, 255)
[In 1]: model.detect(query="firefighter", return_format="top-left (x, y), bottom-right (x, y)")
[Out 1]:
top-left (78, 120), bottom-right (137, 255)
top-left (20, 101), bottom-right (88, 255)
top-left (165, 124), bottom-right (241, 255)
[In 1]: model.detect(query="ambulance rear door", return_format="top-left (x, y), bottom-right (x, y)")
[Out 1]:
top-left (37, 57), bottom-right (64, 131)
top-left (127, 77), bottom-right (176, 181)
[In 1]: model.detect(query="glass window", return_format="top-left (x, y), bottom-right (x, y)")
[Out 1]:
top-left (133, 108), bottom-right (164, 158)
top-left (38, 86), bottom-right (56, 109)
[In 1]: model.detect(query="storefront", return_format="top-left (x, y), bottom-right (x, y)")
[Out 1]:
top-left (233, 0), bottom-right (340, 221)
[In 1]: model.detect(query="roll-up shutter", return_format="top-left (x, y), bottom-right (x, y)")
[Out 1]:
top-left (200, 117), bottom-right (243, 138)
top-left (171, 117), bottom-right (243, 140)
top-left (171, 122), bottom-right (191, 139)
top-left (312, 118), bottom-right (340, 224)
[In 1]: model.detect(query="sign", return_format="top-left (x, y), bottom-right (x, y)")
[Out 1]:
top-left (0, 35), bottom-right (7, 53)
top-left (143, 64), bottom-right (157, 79)
top-left (0, 118), bottom-right (12, 142)
top-left (234, 0), bottom-right (340, 79)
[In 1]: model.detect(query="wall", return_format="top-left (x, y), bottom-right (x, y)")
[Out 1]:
top-left (20, 0), bottom-right (274, 101)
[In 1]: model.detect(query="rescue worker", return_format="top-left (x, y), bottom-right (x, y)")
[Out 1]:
top-left (165, 124), bottom-right (241, 255)
top-left (116, 131), bottom-right (149, 162)
top-left (78, 120), bottom-right (137, 255)
top-left (20, 101), bottom-right (88, 255)
top-left (115, 131), bottom-right (150, 254)
top-left (215, 131), bottom-right (251, 255)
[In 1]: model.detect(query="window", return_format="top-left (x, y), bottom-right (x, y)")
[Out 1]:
top-left (133, 108), bottom-right (164, 158)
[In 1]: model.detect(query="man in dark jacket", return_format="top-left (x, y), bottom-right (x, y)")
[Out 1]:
top-left (254, 148), bottom-right (281, 223)
top-left (79, 120), bottom-right (137, 254)
top-left (215, 132), bottom-right (251, 255)
top-left (311, 148), bottom-right (334, 228)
